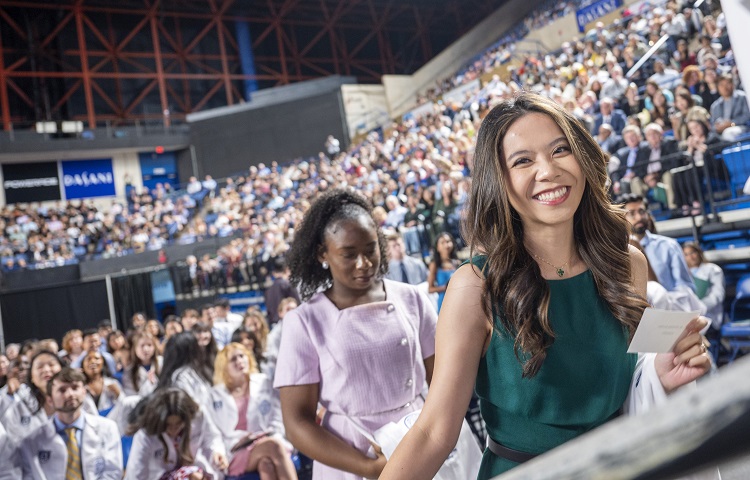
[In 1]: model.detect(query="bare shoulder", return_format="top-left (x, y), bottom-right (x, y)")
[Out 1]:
top-left (441, 262), bottom-right (491, 333)
top-left (449, 261), bottom-right (487, 289)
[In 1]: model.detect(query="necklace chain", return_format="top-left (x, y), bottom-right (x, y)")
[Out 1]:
top-left (532, 252), bottom-right (573, 277)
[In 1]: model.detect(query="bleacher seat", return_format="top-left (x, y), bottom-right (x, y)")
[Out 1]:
top-left (720, 274), bottom-right (750, 363)
top-left (721, 143), bottom-right (750, 199)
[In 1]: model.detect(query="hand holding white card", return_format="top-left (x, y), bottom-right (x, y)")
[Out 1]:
top-left (627, 308), bottom-right (701, 353)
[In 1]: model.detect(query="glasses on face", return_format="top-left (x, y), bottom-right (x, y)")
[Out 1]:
top-left (625, 208), bottom-right (647, 218)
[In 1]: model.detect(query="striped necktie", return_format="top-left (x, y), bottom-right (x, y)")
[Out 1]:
top-left (65, 427), bottom-right (83, 480)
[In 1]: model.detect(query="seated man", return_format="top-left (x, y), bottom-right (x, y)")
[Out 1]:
top-left (642, 123), bottom-right (681, 208)
top-left (591, 97), bottom-right (627, 136)
top-left (709, 74), bottom-right (750, 141)
top-left (595, 123), bottom-right (622, 154)
top-left (612, 125), bottom-right (650, 197)
top-left (18, 368), bottom-right (122, 479)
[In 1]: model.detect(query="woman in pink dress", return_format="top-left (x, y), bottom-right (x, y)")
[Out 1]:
top-left (274, 189), bottom-right (437, 480)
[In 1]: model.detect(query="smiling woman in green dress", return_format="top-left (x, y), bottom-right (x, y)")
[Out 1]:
top-left (380, 92), bottom-right (712, 480)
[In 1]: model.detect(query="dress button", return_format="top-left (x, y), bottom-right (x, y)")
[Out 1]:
top-left (406, 378), bottom-right (413, 387)
top-left (387, 304), bottom-right (395, 312)
top-left (400, 338), bottom-right (408, 346)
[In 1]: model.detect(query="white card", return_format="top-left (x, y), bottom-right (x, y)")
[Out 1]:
top-left (627, 308), bottom-right (700, 353)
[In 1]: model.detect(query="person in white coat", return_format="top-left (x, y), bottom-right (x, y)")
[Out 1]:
top-left (683, 242), bottom-right (726, 330)
top-left (209, 343), bottom-right (297, 478)
top-left (124, 388), bottom-right (227, 480)
top-left (120, 332), bottom-right (162, 396)
top-left (19, 368), bottom-right (123, 479)
top-left (81, 351), bottom-right (123, 417)
top-left (158, 332), bottom-right (214, 409)
top-left (1, 351), bottom-right (64, 442)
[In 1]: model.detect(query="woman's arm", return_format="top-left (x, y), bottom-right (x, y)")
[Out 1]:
top-left (427, 261), bottom-right (442, 294)
top-left (381, 263), bottom-right (491, 479)
top-left (280, 383), bottom-right (385, 478)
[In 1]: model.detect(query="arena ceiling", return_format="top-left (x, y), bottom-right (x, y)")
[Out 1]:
top-left (0, 0), bottom-right (509, 127)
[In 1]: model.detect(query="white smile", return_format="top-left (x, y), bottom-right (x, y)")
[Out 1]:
top-left (534, 187), bottom-right (569, 202)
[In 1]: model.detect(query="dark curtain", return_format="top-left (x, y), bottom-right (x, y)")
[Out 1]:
top-left (112, 273), bottom-right (155, 331)
top-left (0, 280), bottom-right (110, 344)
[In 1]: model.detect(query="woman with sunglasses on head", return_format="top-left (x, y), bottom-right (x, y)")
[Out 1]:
top-left (275, 188), bottom-right (437, 480)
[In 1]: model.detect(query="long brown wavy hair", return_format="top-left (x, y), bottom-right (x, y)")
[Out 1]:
top-left (462, 92), bottom-right (648, 377)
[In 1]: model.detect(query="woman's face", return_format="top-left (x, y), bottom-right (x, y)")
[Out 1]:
top-left (0, 355), bottom-right (9, 376)
top-left (135, 338), bottom-right (155, 364)
top-left (675, 95), bottom-right (689, 111)
top-left (688, 120), bottom-right (705, 138)
top-left (319, 215), bottom-right (381, 295)
top-left (165, 415), bottom-right (185, 439)
top-left (436, 235), bottom-right (454, 258)
top-left (705, 69), bottom-right (717, 83)
top-left (502, 113), bottom-right (585, 231)
top-left (108, 334), bottom-right (125, 351)
top-left (69, 334), bottom-right (83, 352)
top-left (83, 353), bottom-right (104, 377)
top-left (683, 247), bottom-right (701, 268)
top-left (239, 335), bottom-right (255, 353)
top-left (165, 322), bottom-right (182, 338)
top-left (194, 330), bottom-right (212, 347)
top-left (147, 321), bottom-right (160, 337)
top-left (30, 353), bottom-right (61, 392)
top-left (226, 348), bottom-right (250, 380)
top-left (243, 314), bottom-right (261, 332)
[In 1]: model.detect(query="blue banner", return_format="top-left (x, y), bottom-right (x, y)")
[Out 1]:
top-left (62, 158), bottom-right (116, 199)
top-left (576, 0), bottom-right (623, 32)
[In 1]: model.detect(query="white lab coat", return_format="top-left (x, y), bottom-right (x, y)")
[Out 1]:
top-left (120, 357), bottom-right (162, 396)
top-left (124, 411), bottom-right (225, 480)
top-left (208, 374), bottom-right (290, 454)
top-left (87, 378), bottom-right (124, 413)
top-left (0, 385), bottom-right (19, 420)
top-left (172, 367), bottom-right (213, 410)
top-left (19, 412), bottom-right (123, 480)
top-left (1, 386), bottom-right (98, 443)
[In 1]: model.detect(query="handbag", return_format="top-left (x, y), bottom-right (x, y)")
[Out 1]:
top-left (351, 409), bottom-right (483, 480)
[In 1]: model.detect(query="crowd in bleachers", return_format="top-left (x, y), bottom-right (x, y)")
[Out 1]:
top-left (3, 0), bottom-right (744, 274)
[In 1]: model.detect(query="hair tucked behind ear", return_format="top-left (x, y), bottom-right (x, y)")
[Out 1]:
top-left (462, 92), bottom-right (648, 378)
top-left (287, 188), bottom-right (388, 301)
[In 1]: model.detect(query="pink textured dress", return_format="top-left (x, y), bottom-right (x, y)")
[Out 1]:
top-left (274, 279), bottom-right (437, 480)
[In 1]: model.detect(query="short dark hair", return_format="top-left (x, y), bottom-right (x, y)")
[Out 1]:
top-left (199, 303), bottom-right (214, 314)
top-left (214, 298), bottom-right (230, 309)
top-left (98, 320), bottom-right (112, 329)
top-left (47, 367), bottom-right (86, 396)
top-left (620, 193), bottom-right (648, 208)
top-left (82, 328), bottom-right (99, 339)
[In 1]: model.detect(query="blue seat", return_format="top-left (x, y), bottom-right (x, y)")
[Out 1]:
top-left (720, 274), bottom-right (750, 363)
top-left (721, 143), bottom-right (750, 199)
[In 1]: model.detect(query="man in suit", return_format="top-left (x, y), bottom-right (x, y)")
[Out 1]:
top-left (612, 125), bottom-right (651, 197)
top-left (19, 368), bottom-right (122, 479)
top-left (643, 123), bottom-right (681, 208)
top-left (595, 123), bottom-right (623, 154)
top-left (591, 97), bottom-right (627, 135)
top-left (710, 74), bottom-right (750, 141)
top-left (385, 233), bottom-right (428, 285)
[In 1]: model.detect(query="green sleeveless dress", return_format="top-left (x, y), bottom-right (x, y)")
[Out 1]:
top-left (468, 256), bottom-right (637, 479)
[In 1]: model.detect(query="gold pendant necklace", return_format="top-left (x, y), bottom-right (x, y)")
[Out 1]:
top-left (532, 252), bottom-right (572, 277)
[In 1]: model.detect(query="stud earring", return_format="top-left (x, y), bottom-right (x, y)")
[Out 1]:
top-left (321, 261), bottom-right (329, 270)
